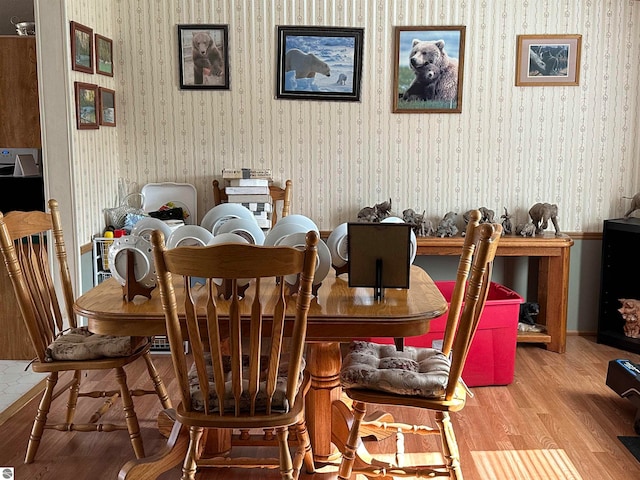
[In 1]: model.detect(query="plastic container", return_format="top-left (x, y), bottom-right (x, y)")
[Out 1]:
top-left (367, 281), bottom-right (524, 387)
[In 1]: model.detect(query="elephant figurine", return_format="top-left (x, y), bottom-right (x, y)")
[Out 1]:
top-left (528, 202), bottom-right (560, 235)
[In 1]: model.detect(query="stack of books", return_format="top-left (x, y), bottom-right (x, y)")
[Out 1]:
top-left (222, 168), bottom-right (273, 228)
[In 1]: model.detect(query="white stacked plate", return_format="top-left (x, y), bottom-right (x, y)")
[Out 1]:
top-left (108, 235), bottom-right (156, 288)
top-left (216, 218), bottom-right (265, 245)
top-left (263, 222), bottom-right (309, 246)
top-left (130, 217), bottom-right (173, 242)
top-left (201, 203), bottom-right (257, 236)
top-left (273, 214), bottom-right (319, 233)
top-left (278, 232), bottom-right (331, 286)
top-left (327, 222), bottom-right (349, 268)
top-left (166, 225), bottom-right (214, 248)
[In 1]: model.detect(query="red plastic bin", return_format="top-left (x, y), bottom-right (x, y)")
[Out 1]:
top-left (367, 281), bottom-right (523, 387)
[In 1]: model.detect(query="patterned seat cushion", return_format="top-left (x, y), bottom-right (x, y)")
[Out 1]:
top-left (45, 327), bottom-right (148, 362)
top-left (188, 352), bottom-right (305, 414)
top-left (340, 341), bottom-right (451, 398)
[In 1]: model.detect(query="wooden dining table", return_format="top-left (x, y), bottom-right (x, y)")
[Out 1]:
top-left (74, 264), bottom-right (447, 476)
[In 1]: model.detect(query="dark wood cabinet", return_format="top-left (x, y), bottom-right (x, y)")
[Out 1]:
top-left (0, 36), bottom-right (41, 147)
top-left (597, 218), bottom-right (640, 354)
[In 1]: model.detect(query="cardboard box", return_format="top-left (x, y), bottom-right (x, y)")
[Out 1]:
top-left (367, 281), bottom-right (523, 387)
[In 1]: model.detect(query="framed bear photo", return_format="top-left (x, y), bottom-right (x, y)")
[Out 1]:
top-left (276, 26), bottom-right (364, 102)
top-left (393, 26), bottom-right (466, 114)
top-left (177, 24), bottom-right (229, 90)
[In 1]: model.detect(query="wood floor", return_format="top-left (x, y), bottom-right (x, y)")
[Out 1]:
top-left (0, 336), bottom-right (639, 479)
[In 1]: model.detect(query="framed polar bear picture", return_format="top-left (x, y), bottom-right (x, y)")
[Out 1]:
top-left (393, 26), bottom-right (466, 114)
top-left (177, 24), bottom-right (230, 90)
top-left (276, 26), bottom-right (364, 102)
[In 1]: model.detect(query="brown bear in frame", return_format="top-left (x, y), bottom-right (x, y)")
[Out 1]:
top-left (192, 31), bottom-right (223, 85)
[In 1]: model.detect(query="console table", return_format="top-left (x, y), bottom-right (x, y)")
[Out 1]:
top-left (416, 232), bottom-right (574, 353)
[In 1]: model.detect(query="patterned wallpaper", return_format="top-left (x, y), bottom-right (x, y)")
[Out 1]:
top-left (62, 0), bottom-right (640, 239)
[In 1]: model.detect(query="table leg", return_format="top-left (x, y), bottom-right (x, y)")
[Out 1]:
top-left (538, 252), bottom-right (569, 353)
top-left (305, 342), bottom-right (343, 463)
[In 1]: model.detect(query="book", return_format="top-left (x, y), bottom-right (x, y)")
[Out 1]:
top-left (240, 202), bottom-right (273, 212)
top-left (222, 168), bottom-right (272, 180)
top-left (228, 178), bottom-right (270, 187)
top-left (227, 193), bottom-right (272, 203)
top-left (225, 186), bottom-right (270, 195)
top-left (252, 211), bottom-right (269, 219)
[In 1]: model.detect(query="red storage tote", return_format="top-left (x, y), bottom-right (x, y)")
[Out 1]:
top-left (367, 281), bottom-right (523, 387)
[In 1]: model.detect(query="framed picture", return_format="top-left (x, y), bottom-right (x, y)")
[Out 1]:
top-left (74, 82), bottom-right (99, 129)
top-left (393, 26), bottom-right (465, 114)
top-left (95, 34), bottom-right (113, 76)
top-left (515, 34), bottom-right (582, 86)
top-left (177, 24), bottom-right (229, 90)
top-left (70, 21), bottom-right (94, 74)
top-left (276, 26), bottom-right (364, 102)
top-left (99, 87), bottom-right (116, 126)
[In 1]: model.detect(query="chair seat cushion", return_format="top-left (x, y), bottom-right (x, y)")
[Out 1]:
top-left (45, 327), bottom-right (148, 362)
top-left (340, 341), bottom-right (451, 398)
top-left (188, 352), bottom-right (305, 414)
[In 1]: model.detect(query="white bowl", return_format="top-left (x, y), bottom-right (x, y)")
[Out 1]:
top-left (216, 218), bottom-right (266, 245)
top-left (327, 223), bottom-right (349, 267)
top-left (108, 235), bottom-right (156, 288)
top-left (130, 217), bottom-right (173, 242)
top-left (263, 222), bottom-right (309, 246)
top-left (273, 214), bottom-right (319, 233)
top-left (166, 225), bottom-right (214, 249)
top-left (201, 204), bottom-right (257, 235)
top-left (278, 232), bottom-right (331, 286)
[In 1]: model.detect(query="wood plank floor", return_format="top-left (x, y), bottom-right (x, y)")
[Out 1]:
top-left (0, 336), bottom-right (639, 479)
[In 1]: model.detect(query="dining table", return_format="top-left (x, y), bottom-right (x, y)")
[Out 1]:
top-left (74, 264), bottom-right (447, 477)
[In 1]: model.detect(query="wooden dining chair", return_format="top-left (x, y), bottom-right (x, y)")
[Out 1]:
top-left (0, 199), bottom-right (172, 464)
top-left (212, 178), bottom-right (293, 227)
top-left (150, 228), bottom-right (318, 480)
top-left (337, 210), bottom-right (502, 480)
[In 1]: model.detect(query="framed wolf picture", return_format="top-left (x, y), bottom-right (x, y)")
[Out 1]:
top-left (393, 26), bottom-right (466, 114)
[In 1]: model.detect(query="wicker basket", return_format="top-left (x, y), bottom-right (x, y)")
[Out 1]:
top-left (103, 193), bottom-right (145, 229)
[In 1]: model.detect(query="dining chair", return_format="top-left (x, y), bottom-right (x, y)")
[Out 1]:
top-left (150, 228), bottom-right (318, 480)
top-left (212, 178), bottom-right (293, 227)
top-left (337, 210), bottom-right (502, 480)
top-left (0, 199), bottom-right (172, 463)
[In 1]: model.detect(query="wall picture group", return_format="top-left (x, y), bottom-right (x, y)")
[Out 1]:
top-left (70, 21), bottom-right (116, 129)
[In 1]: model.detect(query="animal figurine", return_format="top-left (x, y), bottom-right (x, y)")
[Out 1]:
top-left (501, 207), bottom-right (513, 235)
top-left (435, 211), bottom-right (458, 237)
top-left (623, 192), bottom-right (640, 218)
top-left (618, 298), bottom-right (640, 338)
top-left (528, 202), bottom-right (561, 235)
top-left (479, 207), bottom-right (495, 223)
top-left (516, 222), bottom-right (536, 237)
top-left (357, 199), bottom-right (393, 222)
top-left (402, 209), bottom-right (434, 237)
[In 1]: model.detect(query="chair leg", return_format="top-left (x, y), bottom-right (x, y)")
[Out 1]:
top-left (337, 400), bottom-right (367, 480)
top-left (114, 366), bottom-right (145, 459)
top-left (142, 351), bottom-right (172, 409)
top-left (65, 370), bottom-right (81, 425)
top-left (435, 411), bottom-right (463, 480)
top-left (293, 420), bottom-right (315, 476)
top-left (276, 426), bottom-right (294, 480)
top-left (25, 371), bottom-right (58, 464)
top-left (181, 426), bottom-right (204, 480)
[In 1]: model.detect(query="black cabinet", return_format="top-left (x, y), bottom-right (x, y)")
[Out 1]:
top-left (597, 218), bottom-right (640, 354)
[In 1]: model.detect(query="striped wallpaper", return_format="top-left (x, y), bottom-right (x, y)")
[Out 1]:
top-left (61, 0), bottom-right (640, 241)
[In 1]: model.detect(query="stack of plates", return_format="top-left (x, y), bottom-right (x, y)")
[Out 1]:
top-left (278, 232), bottom-right (331, 286)
top-left (166, 225), bottom-right (214, 248)
top-left (201, 203), bottom-right (258, 236)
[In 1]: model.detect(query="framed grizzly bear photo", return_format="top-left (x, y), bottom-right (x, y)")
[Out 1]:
top-left (276, 26), bottom-right (364, 102)
top-left (393, 26), bottom-right (466, 114)
top-left (177, 24), bottom-right (229, 90)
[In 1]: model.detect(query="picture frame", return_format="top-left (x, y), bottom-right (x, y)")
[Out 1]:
top-left (99, 87), bottom-right (116, 126)
top-left (515, 34), bottom-right (582, 86)
top-left (74, 82), bottom-right (99, 129)
top-left (95, 34), bottom-right (114, 76)
top-left (177, 24), bottom-right (229, 90)
top-left (276, 26), bottom-right (364, 102)
top-left (70, 21), bottom-right (94, 74)
top-left (393, 26), bottom-right (466, 114)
